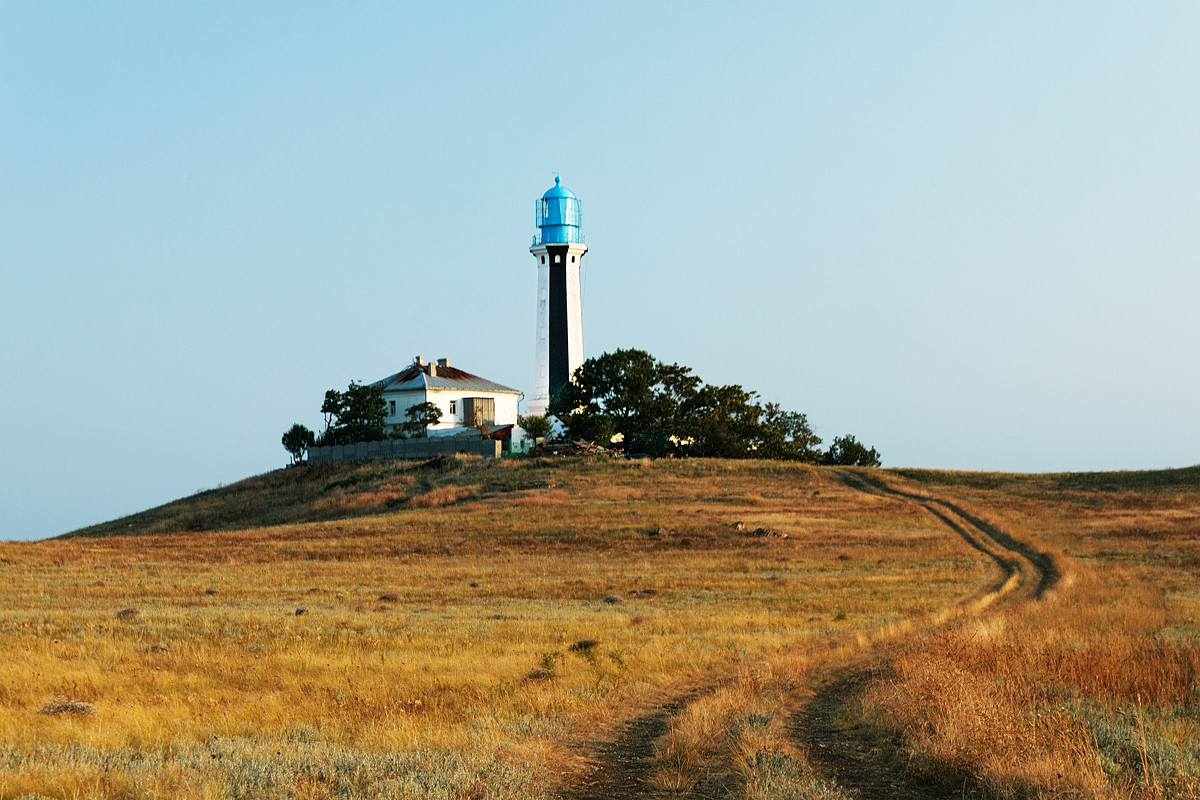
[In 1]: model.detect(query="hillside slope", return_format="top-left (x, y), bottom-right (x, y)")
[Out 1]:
top-left (10, 458), bottom-right (1198, 799)
top-left (67, 455), bottom-right (1200, 539)
top-left (66, 455), bottom-right (552, 537)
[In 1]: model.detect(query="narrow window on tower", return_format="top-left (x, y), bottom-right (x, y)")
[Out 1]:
top-left (571, 256), bottom-right (576, 263)
top-left (555, 255), bottom-right (561, 263)
top-left (541, 256), bottom-right (546, 264)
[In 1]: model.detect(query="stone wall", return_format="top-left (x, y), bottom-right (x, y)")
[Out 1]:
top-left (308, 436), bottom-right (501, 464)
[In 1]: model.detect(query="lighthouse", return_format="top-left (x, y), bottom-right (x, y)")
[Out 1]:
top-left (527, 176), bottom-right (588, 416)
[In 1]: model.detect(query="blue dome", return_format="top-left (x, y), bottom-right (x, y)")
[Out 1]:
top-left (533, 176), bottom-right (584, 245)
top-left (541, 175), bottom-right (577, 200)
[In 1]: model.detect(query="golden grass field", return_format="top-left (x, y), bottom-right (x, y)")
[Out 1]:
top-left (0, 456), bottom-right (1196, 799)
top-left (857, 468), bottom-right (1200, 799)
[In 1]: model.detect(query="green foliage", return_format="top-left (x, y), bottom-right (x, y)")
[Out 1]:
top-left (281, 423), bottom-right (315, 465)
top-left (315, 382), bottom-right (387, 445)
top-left (516, 414), bottom-right (553, 440)
top-left (320, 390), bottom-right (342, 437)
top-left (549, 348), bottom-right (699, 449)
top-left (401, 401), bottom-right (443, 438)
top-left (548, 348), bottom-right (841, 461)
top-left (675, 382), bottom-right (764, 458)
top-left (758, 403), bottom-right (823, 462)
top-left (626, 427), bottom-right (677, 457)
top-left (563, 412), bottom-right (617, 445)
top-left (823, 435), bottom-right (882, 467)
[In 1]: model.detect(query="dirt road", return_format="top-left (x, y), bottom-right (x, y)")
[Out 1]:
top-left (556, 469), bottom-right (1060, 800)
top-left (785, 470), bottom-right (1060, 799)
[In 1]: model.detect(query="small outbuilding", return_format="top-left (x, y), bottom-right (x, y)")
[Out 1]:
top-left (371, 357), bottom-right (522, 439)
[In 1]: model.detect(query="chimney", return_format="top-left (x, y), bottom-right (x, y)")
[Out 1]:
top-left (428, 363), bottom-right (437, 377)
top-left (414, 355), bottom-right (424, 366)
top-left (437, 358), bottom-right (450, 368)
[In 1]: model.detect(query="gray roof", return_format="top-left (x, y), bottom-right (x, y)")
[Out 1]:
top-left (371, 362), bottom-right (520, 395)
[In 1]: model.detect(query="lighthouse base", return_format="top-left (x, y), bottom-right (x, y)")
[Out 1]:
top-left (526, 395), bottom-right (549, 417)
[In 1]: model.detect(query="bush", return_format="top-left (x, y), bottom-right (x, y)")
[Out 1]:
top-left (517, 414), bottom-right (552, 440)
top-left (823, 435), bottom-right (881, 467)
top-left (549, 349), bottom-right (839, 461)
top-left (282, 423), bottom-right (315, 465)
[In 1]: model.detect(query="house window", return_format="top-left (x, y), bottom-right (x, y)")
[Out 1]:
top-left (388, 400), bottom-right (396, 416)
top-left (449, 400), bottom-right (457, 415)
top-left (463, 396), bottom-right (495, 427)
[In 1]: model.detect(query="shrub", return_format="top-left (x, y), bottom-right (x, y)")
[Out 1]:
top-left (823, 435), bottom-right (881, 467)
top-left (38, 696), bottom-right (95, 716)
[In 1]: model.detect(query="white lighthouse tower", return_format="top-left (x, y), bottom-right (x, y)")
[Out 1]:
top-left (527, 177), bottom-right (588, 416)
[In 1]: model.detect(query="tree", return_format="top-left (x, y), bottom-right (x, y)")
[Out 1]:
top-left (340, 382), bottom-right (388, 442)
top-left (564, 412), bottom-right (616, 446)
top-left (281, 423), bottom-right (315, 465)
top-left (320, 390), bottom-right (342, 441)
top-left (758, 403), bottom-right (822, 462)
top-left (823, 435), bottom-right (882, 467)
top-left (676, 383), bottom-right (764, 457)
top-left (517, 413), bottom-right (553, 441)
top-left (315, 381), bottom-right (387, 445)
top-left (545, 348), bottom-right (875, 464)
top-left (549, 348), bottom-right (699, 450)
top-left (400, 401), bottom-right (443, 438)
top-left (549, 348), bottom-right (840, 460)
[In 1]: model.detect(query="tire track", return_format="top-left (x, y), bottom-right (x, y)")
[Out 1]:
top-left (833, 469), bottom-right (1058, 599)
top-left (554, 685), bottom-right (715, 800)
top-left (788, 468), bottom-right (1062, 799)
top-left (557, 469), bottom-right (1061, 800)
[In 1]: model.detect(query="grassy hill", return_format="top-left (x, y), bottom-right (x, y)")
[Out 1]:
top-left (69, 454), bottom-right (1200, 539)
top-left (6, 457), bottom-right (1197, 799)
top-left (67, 454), bottom-right (577, 537)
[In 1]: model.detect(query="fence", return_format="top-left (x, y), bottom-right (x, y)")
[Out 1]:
top-left (308, 436), bottom-right (501, 464)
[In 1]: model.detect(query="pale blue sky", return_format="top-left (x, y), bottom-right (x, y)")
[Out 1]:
top-left (3, 3), bottom-right (1198, 540)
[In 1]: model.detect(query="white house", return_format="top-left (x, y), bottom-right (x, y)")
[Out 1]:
top-left (371, 356), bottom-right (522, 439)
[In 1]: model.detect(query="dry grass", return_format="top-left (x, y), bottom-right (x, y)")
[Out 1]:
top-left (650, 665), bottom-right (852, 800)
top-left (6, 458), bottom-right (1195, 798)
top-left (854, 469), bottom-right (1200, 800)
top-left (0, 458), bottom-right (985, 799)
top-left (37, 696), bottom-right (96, 716)
top-left (407, 483), bottom-right (479, 508)
top-left (640, 466), bottom-right (1199, 800)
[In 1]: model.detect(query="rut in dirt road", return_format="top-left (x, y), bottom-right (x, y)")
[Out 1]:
top-left (558, 470), bottom-right (1061, 800)
top-left (555, 687), bottom-right (713, 800)
top-left (788, 470), bottom-right (1061, 799)
top-left (791, 670), bottom-right (969, 800)
top-left (833, 469), bottom-right (1059, 600)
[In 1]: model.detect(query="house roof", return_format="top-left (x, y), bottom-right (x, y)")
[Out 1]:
top-left (370, 361), bottom-right (521, 395)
